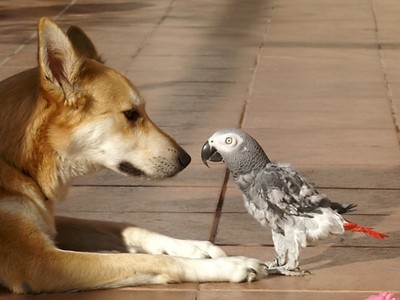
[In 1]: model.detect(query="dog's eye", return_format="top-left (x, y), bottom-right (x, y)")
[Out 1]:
top-left (124, 109), bottom-right (140, 122)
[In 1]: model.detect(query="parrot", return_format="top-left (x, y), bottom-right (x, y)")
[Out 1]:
top-left (201, 128), bottom-right (388, 276)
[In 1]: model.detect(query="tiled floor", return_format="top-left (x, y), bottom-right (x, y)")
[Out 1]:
top-left (1, 0), bottom-right (399, 299)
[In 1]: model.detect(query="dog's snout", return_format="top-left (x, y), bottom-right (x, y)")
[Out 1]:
top-left (178, 149), bottom-right (191, 169)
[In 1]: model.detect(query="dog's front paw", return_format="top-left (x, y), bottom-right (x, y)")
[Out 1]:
top-left (222, 256), bottom-right (269, 282)
top-left (187, 256), bottom-right (268, 283)
top-left (123, 229), bottom-right (226, 258)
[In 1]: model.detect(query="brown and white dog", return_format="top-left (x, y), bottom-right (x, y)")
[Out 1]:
top-left (0, 18), bottom-right (267, 294)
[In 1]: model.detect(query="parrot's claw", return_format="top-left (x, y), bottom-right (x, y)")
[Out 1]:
top-left (268, 266), bottom-right (311, 276)
top-left (265, 258), bottom-right (279, 268)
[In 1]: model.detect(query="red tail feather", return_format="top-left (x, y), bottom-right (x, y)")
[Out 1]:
top-left (344, 220), bottom-right (388, 239)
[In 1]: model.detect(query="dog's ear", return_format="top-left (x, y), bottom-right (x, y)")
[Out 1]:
top-left (37, 18), bottom-right (83, 106)
top-left (67, 25), bottom-right (104, 63)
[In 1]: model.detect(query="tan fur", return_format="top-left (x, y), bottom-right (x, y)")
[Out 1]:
top-left (0, 18), bottom-right (267, 294)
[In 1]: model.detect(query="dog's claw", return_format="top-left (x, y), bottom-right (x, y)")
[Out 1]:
top-left (246, 268), bottom-right (258, 282)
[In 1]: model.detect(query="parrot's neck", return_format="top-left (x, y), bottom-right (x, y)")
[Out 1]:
top-left (230, 160), bottom-right (268, 179)
top-left (230, 154), bottom-right (270, 193)
top-left (228, 142), bottom-right (270, 180)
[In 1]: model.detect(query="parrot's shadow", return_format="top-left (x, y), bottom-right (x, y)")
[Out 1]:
top-left (301, 231), bottom-right (400, 270)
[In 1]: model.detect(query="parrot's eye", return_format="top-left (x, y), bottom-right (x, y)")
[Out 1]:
top-left (225, 137), bottom-right (233, 144)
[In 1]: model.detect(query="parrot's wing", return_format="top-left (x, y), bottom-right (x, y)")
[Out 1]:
top-left (254, 163), bottom-right (332, 218)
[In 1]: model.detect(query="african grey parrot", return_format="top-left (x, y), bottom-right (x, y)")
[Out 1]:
top-left (201, 128), bottom-right (388, 276)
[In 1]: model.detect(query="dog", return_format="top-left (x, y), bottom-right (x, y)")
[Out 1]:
top-left (0, 18), bottom-right (268, 294)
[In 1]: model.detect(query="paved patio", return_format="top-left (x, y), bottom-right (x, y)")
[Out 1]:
top-left (0, 0), bottom-right (399, 299)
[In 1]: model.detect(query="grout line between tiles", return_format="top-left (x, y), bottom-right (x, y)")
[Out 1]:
top-left (197, 288), bottom-right (398, 294)
top-left (208, 169), bottom-right (230, 243)
top-left (70, 183), bottom-right (400, 191)
top-left (0, 0), bottom-right (77, 69)
top-left (127, 0), bottom-right (176, 67)
top-left (214, 243), bottom-right (399, 249)
top-left (238, 0), bottom-right (276, 128)
top-left (206, 0), bottom-right (279, 247)
top-left (370, 0), bottom-right (400, 147)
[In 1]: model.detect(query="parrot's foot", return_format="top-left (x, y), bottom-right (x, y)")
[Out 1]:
top-left (268, 266), bottom-right (311, 276)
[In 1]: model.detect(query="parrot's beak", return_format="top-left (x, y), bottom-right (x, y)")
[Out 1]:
top-left (201, 141), bottom-right (223, 167)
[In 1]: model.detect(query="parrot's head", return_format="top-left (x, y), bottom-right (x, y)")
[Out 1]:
top-left (201, 128), bottom-right (270, 176)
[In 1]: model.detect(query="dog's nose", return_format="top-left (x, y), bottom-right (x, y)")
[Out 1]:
top-left (178, 149), bottom-right (191, 169)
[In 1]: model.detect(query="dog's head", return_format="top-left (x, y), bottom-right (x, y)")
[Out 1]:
top-left (37, 18), bottom-right (190, 179)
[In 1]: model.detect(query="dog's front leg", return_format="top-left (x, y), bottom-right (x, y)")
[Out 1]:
top-left (6, 247), bottom-right (268, 293)
top-left (55, 216), bottom-right (226, 258)
top-left (4, 215), bottom-right (268, 293)
top-left (122, 227), bottom-right (227, 259)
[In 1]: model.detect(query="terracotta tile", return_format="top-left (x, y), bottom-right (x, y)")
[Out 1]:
top-left (220, 164), bottom-right (400, 192)
top-left (198, 291), bottom-right (380, 300)
top-left (122, 282), bottom-right (199, 291)
top-left (256, 55), bottom-right (382, 84)
top-left (245, 97), bottom-right (393, 129)
top-left (268, 0), bottom-right (376, 44)
top-left (234, 128), bottom-right (400, 167)
top-left (215, 211), bottom-right (397, 248)
top-left (59, 185), bottom-right (221, 213)
top-left (72, 164), bottom-right (227, 187)
top-left (297, 166), bottom-right (400, 189)
top-left (131, 69), bottom-right (252, 92)
top-left (262, 45), bottom-right (380, 61)
top-left (205, 246), bottom-right (400, 292)
top-left (145, 109), bottom-right (242, 129)
top-left (385, 82), bottom-right (400, 124)
top-left (1, 0), bottom-right (400, 298)
top-left (56, 211), bottom-right (215, 241)
top-left (35, 289), bottom-right (196, 300)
